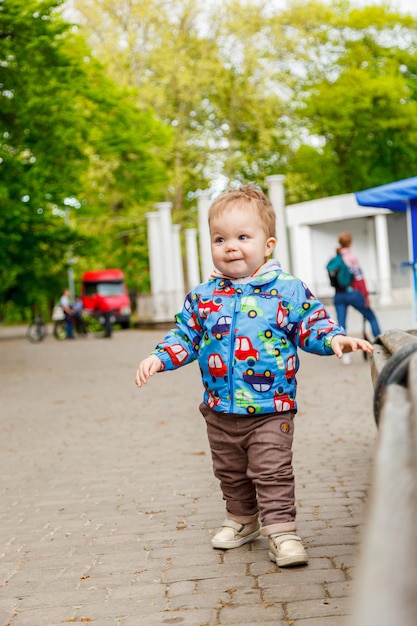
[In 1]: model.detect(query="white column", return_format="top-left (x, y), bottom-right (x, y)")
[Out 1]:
top-left (185, 228), bottom-right (201, 290)
top-left (289, 224), bottom-right (314, 287)
top-left (265, 175), bottom-right (291, 273)
top-left (197, 190), bottom-right (213, 281)
top-left (156, 202), bottom-right (175, 287)
top-left (144, 211), bottom-right (166, 321)
top-left (146, 212), bottom-right (162, 297)
top-left (172, 223), bottom-right (185, 311)
top-left (374, 214), bottom-right (392, 305)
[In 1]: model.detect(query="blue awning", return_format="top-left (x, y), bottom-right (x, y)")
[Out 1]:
top-left (355, 176), bottom-right (417, 212)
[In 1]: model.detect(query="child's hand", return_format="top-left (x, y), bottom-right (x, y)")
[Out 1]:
top-left (135, 355), bottom-right (163, 387)
top-left (330, 334), bottom-right (374, 359)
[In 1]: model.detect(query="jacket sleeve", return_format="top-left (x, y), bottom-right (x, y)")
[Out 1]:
top-left (286, 280), bottom-right (345, 355)
top-left (150, 293), bottom-right (202, 371)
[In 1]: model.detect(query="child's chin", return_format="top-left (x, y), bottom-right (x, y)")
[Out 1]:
top-left (225, 270), bottom-right (245, 279)
top-left (223, 264), bottom-right (248, 279)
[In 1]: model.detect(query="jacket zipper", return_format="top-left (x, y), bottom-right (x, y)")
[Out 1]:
top-left (228, 289), bottom-right (242, 413)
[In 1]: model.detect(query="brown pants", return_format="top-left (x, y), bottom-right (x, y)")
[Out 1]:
top-left (200, 403), bottom-right (297, 536)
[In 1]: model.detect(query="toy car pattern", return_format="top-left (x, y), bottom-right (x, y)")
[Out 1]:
top-left (213, 280), bottom-right (237, 297)
top-left (257, 330), bottom-right (285, 370)
top-left (160, 343), bottom-right (189, 367)
top-left (240, 296), bottom-right (263, 318)
top-left (234, 336), bottom-right (260, 366)
top-left (198, 297), bottom-right (223, 318)
top-left (234, 388), bottom-right (262, 414)
top-left (207, 353), bottom-right (228, 382)
top-left (242, 369), bottom-right (275, 393)
top-left (211, 315), bottom-right (232, 339)
top-left (252, 287), bottom-right (279, 299)
top-left (156, 273), bottom-right (339, 415)
top-left (276, 300), bottom-right (293, 328)
top-left (273, 390), bottom-right (296, 412)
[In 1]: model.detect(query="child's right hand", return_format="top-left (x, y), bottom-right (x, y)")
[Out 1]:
top-left (135, 355), bottom-right (163, 387)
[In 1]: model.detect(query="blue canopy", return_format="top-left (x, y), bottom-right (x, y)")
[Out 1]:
top-left (355, 176), bottom-right (417, 212)
top-left (356, 176), bottom-right (417, 322)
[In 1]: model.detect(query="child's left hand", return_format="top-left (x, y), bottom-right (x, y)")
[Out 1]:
top-left (330, 334), bottom-right (374, 359)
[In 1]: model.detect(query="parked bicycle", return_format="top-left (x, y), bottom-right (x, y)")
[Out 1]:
top-left (53, 308), bottom-right (117, 340)
top-left (26, 306), bottom-right (47, 343)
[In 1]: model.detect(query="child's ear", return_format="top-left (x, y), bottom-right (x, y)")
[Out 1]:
top-left (265, 237), bottom-right (277, 257)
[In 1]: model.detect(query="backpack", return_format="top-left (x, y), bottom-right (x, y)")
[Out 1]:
top-left (326, 254), bottom-right (353, 290)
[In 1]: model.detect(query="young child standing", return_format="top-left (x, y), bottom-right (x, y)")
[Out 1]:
top-left (135, 185), bottom-right (373, 567)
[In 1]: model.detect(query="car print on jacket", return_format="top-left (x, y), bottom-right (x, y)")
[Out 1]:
top-left (252, 287), bottom-right (278, 298)
top-left (276, 299), bottom-right (293, 328)
top-left (241, 295), bottom-right (263, 318)
top-left (285, 355), bottom-right (296, 383)
top-left (234, 336), bottom-right (260, 366)
top-left (206, 387), bottom-right (222, 408)
top-left (151, 260), bottom-right (344, 415)
top-left (198, 297), bottom-right (223, 318)
top-left (158, 343), bottom-right (190, 367)
top-left (207, 353), bottom-right (228, 382)
top-left (235, 388), bottom-right (262, 414)
top-left (212, 315), bottom-right (232, 339)
top-left (187, 311), bottom-right (203, 332)
top-left (243, 369), bottom-right (275, 393)
top-left (274, 390), bottom-right (296, 412)
top-left (213, 279), bottom-right (237, 297)
top-left (258, 329), bottom-right (285, 370)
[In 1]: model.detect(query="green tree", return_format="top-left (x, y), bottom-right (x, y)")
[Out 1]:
top-left (0, 0), bottom-right (171, 317)
top-left (0, 0), bottom-right (89, 312)
top-left (68, 0), bottom-right (296, 215)
top-left (281, 2), bottom-right (417, 202)
top-left (68, 0), bottom-right (417, 211)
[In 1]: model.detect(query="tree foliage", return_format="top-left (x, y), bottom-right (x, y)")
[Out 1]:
top-left (69, 0), bottom-right (417, 208)
top-left (0, 0), bottom-right (171, 318)
top-left (68, 0), bottom-right (297, 214)
top-left (283, 2), bottom-right (417, 201)
top-left (2, 0), bottom-right (417, 318)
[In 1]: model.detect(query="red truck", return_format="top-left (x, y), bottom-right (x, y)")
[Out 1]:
top-left (81, 269), bottom-right (131, 328)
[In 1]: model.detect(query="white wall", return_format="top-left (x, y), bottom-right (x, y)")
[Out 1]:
top-left (286, 192), bottom-right (409, 301)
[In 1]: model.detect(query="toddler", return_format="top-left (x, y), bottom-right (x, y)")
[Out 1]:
top-left (135, 185), bottom-right (373, 567)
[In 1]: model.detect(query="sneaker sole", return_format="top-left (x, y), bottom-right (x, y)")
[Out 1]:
top-left (269, 550), bottom-right (309, 567)
top-left (212, 529), bottom-right (261, 549)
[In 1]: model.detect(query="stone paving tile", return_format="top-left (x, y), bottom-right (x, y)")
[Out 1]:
top-left (287, 596), bottom-right (352, 620)
top-left (197, 574), bottom-right (256, 592)
top-left (293, 618), bottom-right (347, 626)
top-left (218, 602), bottom-right (284, 623)
top-left (168, 589), bottom-right (233, 610)
top-left (0, 330), bottom-right (377, 626)
top-left (263, 582), bottom-right (325, 603)
top-left (258, 566), bottom-right (346, 589)
top-left (123, 607), bottom-right (219, 625)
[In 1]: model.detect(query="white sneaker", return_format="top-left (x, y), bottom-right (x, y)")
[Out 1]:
top-left (342, 354), bottom-right (352, 365)
top-left (268, 533), bottom-right (308, 567)
top-left (211, 518), bottom-right (260, 549)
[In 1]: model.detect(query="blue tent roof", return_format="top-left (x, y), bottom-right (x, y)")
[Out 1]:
top-left (355, 176), bottom-right (417, 212)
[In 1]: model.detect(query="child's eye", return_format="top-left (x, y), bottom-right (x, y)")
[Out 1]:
top-left (214, 236), bottom-right (224, 244)
top-left (238, 234), bottom-right (248, 241)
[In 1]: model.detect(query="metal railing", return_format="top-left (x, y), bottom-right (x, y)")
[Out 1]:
top-left (350, 329), bottom-right (417, 625)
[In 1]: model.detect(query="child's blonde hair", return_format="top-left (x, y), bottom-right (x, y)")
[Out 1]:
top-left (208, 185), bottom-right (276, 238)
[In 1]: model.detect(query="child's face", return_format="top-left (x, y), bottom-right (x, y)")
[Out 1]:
top-left (210, 203), bottom-right (276, 278)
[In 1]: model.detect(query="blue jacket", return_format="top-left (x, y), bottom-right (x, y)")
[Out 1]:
top-left (152, 261), bottom-right (344, 415)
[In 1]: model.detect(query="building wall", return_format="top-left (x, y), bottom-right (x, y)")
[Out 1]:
top-left (387, 212), bottom-right (410, 290)
top-left (285, 193), bottom-right (409, 302)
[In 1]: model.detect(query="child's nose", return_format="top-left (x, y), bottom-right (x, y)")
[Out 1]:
top-left (225, 239), bottom-right (238, 251)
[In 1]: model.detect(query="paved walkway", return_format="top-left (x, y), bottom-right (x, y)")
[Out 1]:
top-left (0, 321), bottom-right (383, 625)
